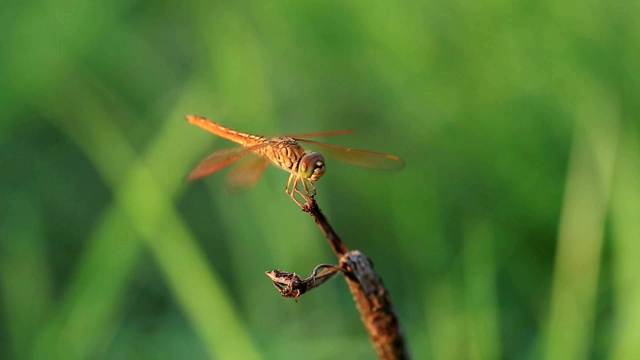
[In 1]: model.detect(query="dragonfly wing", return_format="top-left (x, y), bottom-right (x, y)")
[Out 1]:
top-left (299, 139), bottom-right (405, 170)
top-left (227, 155), bottom-right (270, 190)
top-left (185, 142), bottom-right (270, 182)
top-left (279, 128), bottom-right (355, 138)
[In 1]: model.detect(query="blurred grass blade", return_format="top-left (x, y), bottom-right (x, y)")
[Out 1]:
top-left (463, 219), bottom-right (500, 360)
top-left (609, 125), bottom-right (640, 360)
top-left (544, 92), bottom-right (619, 360)
top-left (0, 194), bottom-right (52, 360)
top-left (424, 276), bottom-right (464, 359)
top-left (30, 80), bottom-right (263, 360)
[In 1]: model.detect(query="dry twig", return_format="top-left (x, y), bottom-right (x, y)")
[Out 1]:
top-left (265, 264), bottom-right (340, 300)
top-left (277, 198), bottom-right (411, 360)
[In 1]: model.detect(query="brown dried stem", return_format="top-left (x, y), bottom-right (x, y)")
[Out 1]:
top-left (302, 198), bottom-right (411, 360)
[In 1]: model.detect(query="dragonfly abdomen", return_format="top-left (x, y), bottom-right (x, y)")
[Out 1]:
top-left (186, 115), bottom-right (265, 146)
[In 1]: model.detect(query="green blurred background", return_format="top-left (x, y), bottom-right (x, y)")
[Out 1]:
top-left (1, 0), bottom-right (639, 359)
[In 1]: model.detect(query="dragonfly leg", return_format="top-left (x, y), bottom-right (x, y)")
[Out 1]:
top-left (293, 186), bottom-right (312, 206)
top-left (301, 178), bottom-right (317, 197)
top-left (286, 174), bottom-right (308, 206)
top-left (285, 173), bottom-right (294, 194)
top-left (295, 179), bottom-right (314, 201)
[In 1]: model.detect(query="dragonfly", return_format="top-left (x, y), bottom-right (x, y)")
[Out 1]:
top-left (185, 115), bottom-right (404, 205)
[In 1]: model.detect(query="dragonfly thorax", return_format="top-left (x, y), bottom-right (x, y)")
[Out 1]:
top-left (298, 152), bottom-right (325, 181)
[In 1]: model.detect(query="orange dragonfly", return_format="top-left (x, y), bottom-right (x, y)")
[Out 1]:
top-left (185, 115), bottom-right (404, 205)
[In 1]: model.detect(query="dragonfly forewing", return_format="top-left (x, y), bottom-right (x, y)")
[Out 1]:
top-left (298, 139), bottom-right (405, 170)
top-left (279, 128), bottom-right (355, 139)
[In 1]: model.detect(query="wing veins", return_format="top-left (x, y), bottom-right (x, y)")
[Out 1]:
top-left (185, 142), bottom-right (271, 182)
top-left (298, 139), bottom-right (405, 170)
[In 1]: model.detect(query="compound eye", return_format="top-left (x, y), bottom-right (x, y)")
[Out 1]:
top-left (298, 152), bottom-right (326, 181)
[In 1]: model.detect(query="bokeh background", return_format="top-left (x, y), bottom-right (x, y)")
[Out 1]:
top-left (1, 0), bottom-right (639, 359)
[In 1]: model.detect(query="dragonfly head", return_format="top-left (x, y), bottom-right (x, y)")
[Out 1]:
top-left (298, 152), bottom-right (325, 181)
